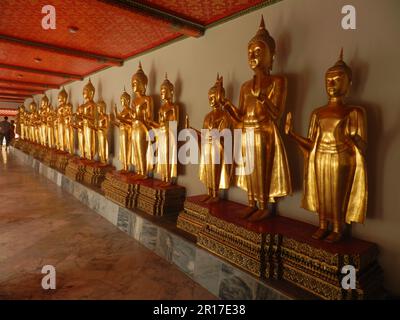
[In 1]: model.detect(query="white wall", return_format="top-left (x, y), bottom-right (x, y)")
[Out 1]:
top-left (25, 0), bottom-right (400, 295)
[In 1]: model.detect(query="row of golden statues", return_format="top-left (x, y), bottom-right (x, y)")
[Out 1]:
top-left (15, 16), bottom-right (368, 243)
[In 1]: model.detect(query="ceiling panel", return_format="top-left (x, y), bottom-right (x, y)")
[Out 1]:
top-left (0, 0), bottom-right (182, 58)
top-left (140, 0), bottom-right (266, 25)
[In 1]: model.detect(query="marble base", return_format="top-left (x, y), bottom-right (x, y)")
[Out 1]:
top-left (11, 146), bottom-right (316, 300)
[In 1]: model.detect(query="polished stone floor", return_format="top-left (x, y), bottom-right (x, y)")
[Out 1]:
top-left (0, 147), bottom-right (215, 299)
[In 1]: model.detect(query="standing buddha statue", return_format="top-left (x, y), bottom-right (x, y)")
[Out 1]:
top-left (45, 101), bottom-right (56, 148)
top-left (285, 50), bottom-right (368, 243)
top-left (39, 95), bottom-right (49, 146)
top-left (113, 89), bottom-right (132, 172)
top-left (80, 79), bottom-right (97, 160)
top-left (64, 100), bottom-right (74, 155)
top-left (198, 74), bottom-right (234, 202)
top-left (96, 101), bottom-right (110, 164)
top-left (225, 16), bottom-right (291, 221)
top-left (73, 104), bottom-right (85, 158)
top-left (130, 62), bottom-right (154, 178)
top-left (56, 88), bottom-right (69, 151)
top-left (153, 73), bottom-right (179, 185)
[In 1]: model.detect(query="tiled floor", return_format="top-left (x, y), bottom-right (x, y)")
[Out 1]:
top-left (0, 147), bottom-right (215, 299)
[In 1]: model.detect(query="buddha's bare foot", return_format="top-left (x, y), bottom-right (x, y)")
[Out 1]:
top-left (324, 231), bottom-right (343, 243)
top-left (247, 209), bottom-right (271, 222)
top-left (238, 206), bottom-right (258, 219)
top-left (199, 195), bottom-right (211, 202)
top-left (205, 196), bottom-right (219, 204)
top-left (312, 228), bottom-right (329, 240)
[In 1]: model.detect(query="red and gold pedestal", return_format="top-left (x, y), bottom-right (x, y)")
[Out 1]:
top-left (65, 157), bottom-right (88, 182)
top-left (102, 171), bottom-right (140, 208)
top-left (136, 179), bottom-right (186, 216)
top-left (53, 151), bottom-right (74, 174)
top-left (178, 196), bottom-right (384, 300)
top-left (82, 162), bottom-right (115, 188)
top-left (102, 171), bottom-right (186, 216)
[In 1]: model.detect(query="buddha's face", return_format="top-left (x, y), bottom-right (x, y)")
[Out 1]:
top-left (160, 86), bottom-right (172, 101)
top-left (58, 94), bottom-right (66, 105)
top-left (132, 79), bottom-right (145, 94)
top-left (41, 98), bottom-right (48, 109)
top-left (30, 103), bottom-right (36, 112)
top-left (208, 89), bottom-right (219, 108)
top-left (325, 70), bottom-right (350, 98)
top-left (83, 87), bottom-right (94, 101)
top-left (121, 96), bottom-right (130, 108)
top-left (248, 41), bottom-right (272, 71)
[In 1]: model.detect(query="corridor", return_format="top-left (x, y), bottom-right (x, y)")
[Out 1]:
top-left (0, 147), bottom-right (215, 299)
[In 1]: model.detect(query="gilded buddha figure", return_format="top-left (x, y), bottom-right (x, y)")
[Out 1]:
top-left (17, 105), bottom-right (26, 140)
top-left (195, 74), bottom-right (234, 202)
top-left (29, 100), bottom-right (40, 144)
top-left (285, 50), bottom-right (367, 243)
top-left (60, 90), bottom-right (74, 154)
top-left (130, 62), bottom-right (154, 177)
top-left (113, 89), bottom-right (132, 171)
top-left (80, 79), bottom-right (97, 160)
top-left (153, 73), bottom-right (179, 185)
top-left (39, 95), bottom-right (49, 146)
top-left (97, 101), bottom-right (110, 164)
top-left (73, 104), bottom-right (85, 158)
top-left (225, 16), bottom-right (291, 221)
top-left (45, 100), bottom-right (56, 148)
top-left (56, 88), bottom-right (70, 151)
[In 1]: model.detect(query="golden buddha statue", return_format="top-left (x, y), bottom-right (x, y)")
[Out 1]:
top-left (129, 62), bottom-right (154, 177)
top-left (151, 73), bottom-right (179, 185)
top-left (198, 74), bottom-right (234, 202)
top-left (73, 104), bottom-right (85, 158)
top-left (64, 101), bottom-right (74, 155)
top-left (39, 95), bottom-right (49, 146)
top-left (56, 88), bottom-right (70, 151)
top-left (113, 89), bottom-right (132, 171)
top-left (45, 101), bottom-right (56, 148)
top-left (96, 101), bottom-right (110, 164)
top-left (29, 100), bottom-right (40, 144)
top-left (285, 50), bottom-right (368, 243)
top-left (80, 79), bottom-right (97, 160)
top-left (16, 105), bottom-right (25, 140)
top-left (225, 16), bottom-right (291, 221)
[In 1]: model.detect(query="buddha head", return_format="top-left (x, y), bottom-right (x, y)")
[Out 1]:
top-left (83, 79), bottom-right (95, 101)
top-left (160, 73), bottom-right (174, 102)
top-left (58, 87), bottom-right (68, 105)
top-left (40, 94), bottom-right (49, 109)
top-left (131, 62), bottom-right (148, 95)
top-left (97, 100), bottom-right (107, 114)
top-left (29, 100), bottom-right (37, 113)
top-left (208, 74), bottom-right (225, 108)
top-left (120, 87), bottom-right (131, 108)
top-left (325, 49), bottom-right (352, 99)
top-left (248, 16), bottom-right (275, 72)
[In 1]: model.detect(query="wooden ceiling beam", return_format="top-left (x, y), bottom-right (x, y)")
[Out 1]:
top-left (99, 0), bottom-right (205, 37)
top-left (0, 86), bottom-right (43, 94)
top-left (0, 63), bottom-right (83, 80)
top-left (0, 34), bottom-right (124, 66)
top-left (0, 78), bottom-right (59, 89)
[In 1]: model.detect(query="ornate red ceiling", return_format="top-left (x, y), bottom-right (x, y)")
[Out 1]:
top-left (0, 0), bottom-right (273, 104)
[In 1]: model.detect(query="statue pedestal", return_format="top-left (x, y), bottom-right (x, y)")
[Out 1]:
top-left (82, 161), bottom-right (115, 188)
top-left (177, 195), bottom-right (211, 237)
top-left (102, 171), bottom-right (140, 208)
top-left (179, 195), bottom-right (384, 300)
top-left (65, 157), bottom-right (88, 182)
top-left (102, 171), bottom-right (185, 216)
top-left (135, 179), bottom-right (186, 216)
top-left (53, 151), bottom-right (74, 173)
top-left (42, 148), bottom-right (58, 168)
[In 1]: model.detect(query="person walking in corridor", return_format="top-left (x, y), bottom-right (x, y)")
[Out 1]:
top-left (0, 116), bottom-right (12, 150)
